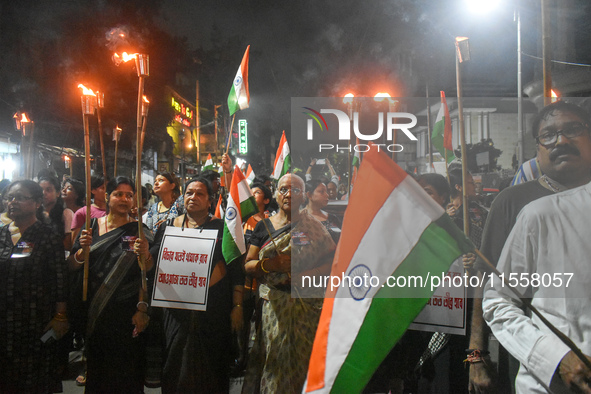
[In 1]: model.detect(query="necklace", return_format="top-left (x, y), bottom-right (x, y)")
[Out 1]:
top-left (540, 175), bottom-right (566, 193)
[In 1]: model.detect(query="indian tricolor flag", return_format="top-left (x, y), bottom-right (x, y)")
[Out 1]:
top-left (228, 45), bottom-right (250, 116)
top-left (222, 165), bottom-right (259, 264)
top-left (246, 164), bottom-right (255, 185)
top-left (203, 154), bottom-right (214, 171)
top-left (271, 130), bottom-right (290, 179)
top-left (214, 194), bottom-right (224, 219)
top-left (431, 91), bottom-right (455, 163)
top-left (305, 148), bottom-right (473, 393)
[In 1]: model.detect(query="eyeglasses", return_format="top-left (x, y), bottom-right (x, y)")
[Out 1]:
top-left (278, 187), bottom-right (302, 196)
top-left (111, 191), bottom-right (134, 199)
top-left (5, 194), bottom-right (34, 203)
top-left (536, 123), bottom-right (589, 146)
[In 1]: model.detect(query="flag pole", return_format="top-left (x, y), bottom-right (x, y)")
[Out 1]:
top-left (474, 248), bottom-right (591, 371)
top-left (455, 40), bottom-right (469, 237)
top-left (226, 114), bottom-right (235, 154)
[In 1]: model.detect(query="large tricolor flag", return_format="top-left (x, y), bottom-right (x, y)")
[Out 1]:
top-left (203, 154), bottom-right (214, 171)
top-left (246, 164), bottom-right (255, 185)
top-left (305, 147), bottom-right (473, 393)
top-left (271, 130), bottom-right (291, 179)
top-left (222, 166), bottom-right (259, 264)
top-left (228, 45), bottom-right (250, 116)
top-left (431, 91), bottom-right (455, 163)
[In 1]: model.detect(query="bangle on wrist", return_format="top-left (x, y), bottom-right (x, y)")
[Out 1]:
top-left (74, 250), bottom-right (84, 264)
top-left (260, 259), bottom-right (269, 273)
top-left (233, 304), bottom-right (242, 309)
top-left (137, 301), bottom-right (149, 312)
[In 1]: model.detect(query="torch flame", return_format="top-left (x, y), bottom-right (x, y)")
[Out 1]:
top-left (343, 93), bottom-right (354, 105)
top-left (113, 52), bottom-right (136, 64)
top-left (374, 92), bottom-right (391, 102)
top-left (78, 84), bottom-right (96, 96)
top-left (21, 113), bottom-right (30, 123)
top-left (143, 95), bottom-right (150, 103)
top-left (551, 89), bottom-right (560, 102)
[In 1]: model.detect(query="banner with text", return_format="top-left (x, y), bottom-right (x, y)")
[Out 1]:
top-left (151, 226), bottom-right (218, 311)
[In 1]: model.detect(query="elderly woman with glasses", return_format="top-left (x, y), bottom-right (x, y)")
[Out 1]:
top-left (242, 173), bottom-right (336, 394)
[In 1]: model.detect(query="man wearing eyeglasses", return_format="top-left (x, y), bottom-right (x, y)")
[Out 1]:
top-left (468, 101), bottom-right (591, 393)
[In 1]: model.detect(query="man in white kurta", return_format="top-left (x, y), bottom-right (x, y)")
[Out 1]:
top-left (483, 181), bottom-right (591, 393)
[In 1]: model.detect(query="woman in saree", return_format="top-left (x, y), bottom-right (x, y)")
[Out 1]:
top-left (242, 173), bottom-right (336, 394)
top-left (0, 180), bottom-right (68, 393)
top-left (152, 176), bottom-right (244, 393)
top-left (70, 176), bottom-right (153, 393)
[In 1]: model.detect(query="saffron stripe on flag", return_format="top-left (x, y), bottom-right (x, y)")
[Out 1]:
top-left (306, 148), bottom-right (473, 393)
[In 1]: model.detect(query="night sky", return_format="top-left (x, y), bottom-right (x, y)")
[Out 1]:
top-left (1, 0), bottom-right (589, 172)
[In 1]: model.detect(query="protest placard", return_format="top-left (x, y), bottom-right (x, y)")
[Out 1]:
top-left (409, 259), bottom-right (467, 335)
top-left (151, 226), bottom-right (218, 311)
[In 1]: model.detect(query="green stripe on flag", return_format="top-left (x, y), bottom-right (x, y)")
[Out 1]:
top-left (228, 86), bottom-right (239, 116)
top-left (431, 119), bottom-right (455, 164)
top-left (281, 154), bottom-right (291, 178)
top-left (222, 223), bottom-right (242, 264)
top-left (331, 220), bottom-right (473, 393)
top-left (240, 196), bottom-right (258, 221)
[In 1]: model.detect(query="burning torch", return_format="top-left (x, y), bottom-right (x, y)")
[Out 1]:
top-left (113, 51), bottom-right (150, 294)
top-left (78, 83), bottom-right (97, 301)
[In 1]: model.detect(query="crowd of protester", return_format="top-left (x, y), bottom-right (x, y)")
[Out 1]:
top-left (1, 101), bottom-right (591, 393)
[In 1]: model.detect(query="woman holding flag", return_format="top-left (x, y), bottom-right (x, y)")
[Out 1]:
top-left (152, 176), bottom-right (244, 393)
top-left (242, 173), bottom-right (336, 394)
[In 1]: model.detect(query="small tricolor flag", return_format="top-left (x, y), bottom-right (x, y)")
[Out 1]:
top-left (271, 130), bottom-right (290, 179)
top-left (203, 154), bottom-right (214, 171)
top-left (214, 194), bottom-right (225, 219)
top-left (222, 166), bottom-right (259, 264)
top-left (246, 164), bottom-right (255, 186)
top-left (228, 45), bottom-right (250, 116)
top-left (431, 91), bottom-right (455, 163)
top-left (304, 147), bottom-right (473, 393)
